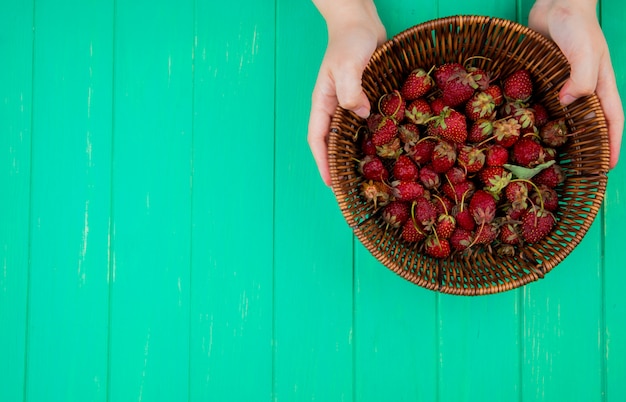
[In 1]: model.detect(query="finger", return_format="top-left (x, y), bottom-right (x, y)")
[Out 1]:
top-left (595, 53), bottom-right (624, 169)
top-left (333, 62), bottom-right (371, 118)
top-left (308, 82), bottom-right (338, 187)
top-left (559, 42), bottom-right (601, 105)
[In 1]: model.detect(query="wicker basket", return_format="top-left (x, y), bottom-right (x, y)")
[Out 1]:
top-left (328, 15), bottom-right (609, 295)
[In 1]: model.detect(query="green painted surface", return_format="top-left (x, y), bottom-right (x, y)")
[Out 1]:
top-left (0, 0), bottom-right (624, 401)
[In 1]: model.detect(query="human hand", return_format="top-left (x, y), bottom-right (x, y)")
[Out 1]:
top-left (308, 1), bottom-right (386, 186)
top-left (529, 0), bottom-right (624, 169)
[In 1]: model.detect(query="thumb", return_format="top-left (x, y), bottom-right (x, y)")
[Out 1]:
top-left (559, 45), bottom-right (600, 106)
top-left (334, 64), bottom-right (371, 118)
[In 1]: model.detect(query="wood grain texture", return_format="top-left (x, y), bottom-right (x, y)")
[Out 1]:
top-left (0, 2), bottom-right (33, 401)
top-left (190, 0), bottom-right (274, 399)
top-left (0, 0), bottom-right (623, 401)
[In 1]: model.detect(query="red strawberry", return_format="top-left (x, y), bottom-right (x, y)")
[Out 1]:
top-left (398, 123), bottom-right (420, 145)
top-left (540, 119), bottom-right (569, 147)
top-left (485, 144), bottom-right (509, 167)
top-left (393, 155), bottom-right (419, 182)
top-left (379, 90), bottom-right (405, 122)
top-left (533, 164), bottom-right (565, 188)
top-left (429, 97), bottom-right (446, 115)
top-left (359, 155), bottom-right (388, 181)
top-left (499, 222), bottom-right (522, 245)
top-left (521, 206), bottom-right (556, 243)
top-left (418, 164), bottom-right (441, 189)
top-left (479, 166), bottom-right (512, 196)
top-left (441, 76), bottom-right (475, 107)
top-left (360, 134), bottom-right (377, 155)
top-left (450, 227), bottom-right (473, 251)
top-left (453, 205), bottom-right (476, 231)
top-left (532, 102), bottom-right (550, 127)
top-left (435, 213), bottom-right (456, 239)
top-left (469, 190), bottom-right (497, 225)
top-left (502, 102), bottom-right (535, 130)
top-left (468, 119), bottom-right (494, 143)
top-left (505, 181), bottom-right (531, 211)
top-left (405, 98), bottom-right (433, 125)
top-left (427, 107), bottom-right (468, 143)
top-left (424, 236), bottom-right (451, 258)
top-left (413, 196), bottom-right (438, 228)
top-left (360, 180), bottom-right (391, 208)
top-left (432, 194), bottom-right (454, 216)
top-left (457, 145), bottom-right (486, 173)
top-left (407, 138), bottom-right (435, 165)
top-left (531, 184), bottom-right (559, 212)
top-left (376, 138), bottom-right (403, 159)
top-left (442, 180), bottom-right (475, 205)
top-left (401, 218), bottom-right (427, 243)
top-left (511, 137), bottom-right (543, 167)
top-left (465, 91), bottom-right (497, 121)
top-left (434, 63), bottom-right (465, 89)
top-left (466, 66), bottom-right (491, 91)
top-left (484, 84), bottom-right (504, 106)
top-left (401, 68), bottom-right (435, 100)
top-left (492, 118), bottom-right (521, 148)
top-left (472, 222), bottom-right (500, 245)
top-left (382, 201), bottom-right (410, 228)
top-left (503, 69), bottom-right (533, 102)
top-left (430, 139), bottom-right (457, 173)
top-left (392, 181), bottom-right (425, 202)
top-left (372, 117), bottom-right (398, 146)
top-left (444, 166), bottom-right (467, 185)
top-left (366, 113), bottom-right (383, 132)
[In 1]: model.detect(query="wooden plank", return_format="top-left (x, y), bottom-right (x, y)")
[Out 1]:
top-left (273, 1), bottom-right (355, 400)
top-left (23, 1), bottom-right (113, 400)
top-left (353, 2), bottom-right (439, 401)
top-left (189, 0), bottom-right (274, 400)
top-left (108, 1), bottom-right (192, 400)
top-left (600, 0), bottom-right (626, 400)
top-left (0, 1), bottom-right (33, 401)
top-left (433, 3), bottom-right (522, 402)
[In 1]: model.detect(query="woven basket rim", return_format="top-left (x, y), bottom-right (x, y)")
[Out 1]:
top-left (328, 15), bottom-right (609, 296)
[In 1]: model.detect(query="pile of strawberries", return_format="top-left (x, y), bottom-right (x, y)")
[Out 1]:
top-left (357, 61), bottom-right (569, 259)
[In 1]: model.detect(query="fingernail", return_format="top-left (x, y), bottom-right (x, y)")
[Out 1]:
top-left (355, 106), bottom-right (370, 118)
top-left (561, 94), bottom-right (576, 106)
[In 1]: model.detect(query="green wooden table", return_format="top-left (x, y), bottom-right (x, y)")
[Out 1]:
top-left (1, 0), bottom-right (624, 401)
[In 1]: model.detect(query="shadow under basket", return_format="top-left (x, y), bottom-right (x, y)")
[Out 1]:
top-left (328, 15), bottom-right (609, 296)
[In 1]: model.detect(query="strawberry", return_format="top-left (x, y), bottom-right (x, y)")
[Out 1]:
top-left (472, 222), bottom-right (500, 245)
top-left (401, 218), bottom-right (427, 243)
top-left (418, 164), bottom-right (441, 189)
top-left (505, 181), bottom-right (530, 211)
top-left (442, 180), bottom-right (475, 205)
top-left (379, 90), bottom-right (405, 122)
top-left (540, 119), bottom-right (569, 147)
top-left (503, 69), bottom-right (533, 102)
top-left (531, 184), bottom-right (559, 212)
top-left (405, 98), bottom-right (433, 125)
top-left (434, 63), bottom-right (465, 89)
top-left (429, 97), bottom-right (446, 115)
top-left (531, 102), bottom-right (550, 127)
top-left (360, 134), bottom-right (377, 155)
top-left (413, 196), bottom-right (438, 228)
top-left (444, 166), bottom-right (467, 184)
top-left (457, 145), bottom-right (486, 173)
top-left (366, 113), bottom-right (383, 132)
top-left (478, 166), bottom-right (512, 196)
top-left (484, 84), bottom-right (504, 106)
top-left (427, 107), bottom-right (468, 143)
top-left (450, 227), bottom-right (473, 251)
top-left (453, 205), bottom-right (476, 231)
top-left (359, 155), bottom-right (389, 181)
top-left (392, 181), bottom-right (425, 202)
top-left (430, 139), bottom-right (457, 173)
top-left (511, 137), bottom-right (543, 167)
top-left (532, 164), bottom-right (565, 188)
top-left (435, 213), bottom-right (456, 239)
top-left (502, 102), bottom-right (535, 130)
top-left (469, 189), bottom-right (497, 225)
top-left (485, 144), bottom-right (509, 167)
top-left (401, 68), bottom-right (435, 100)
top-left (492, 118), bottom-right (521, 148)
top-left (441, 76), bottom-right (475, 107)
top-left (466, 66), bottom-right (491, 91)
top-left (499, 222), bottom-right (522, 245)
top-left (407, 138), bottom-right (435, 165)
top-left (521, 206), bottom-right (556, 243)
top-left (376, 138), bottom-right (403, 159)
top-left (432, 194), bottom-right (454, 216)
top-left (465, 91), bottom-right (497, 121)
top-left (360, 180), bottom-right (391, 208)
top-left (372, 116), bottom-right (398, 146)
top-left (393, 155), bottom-right (419, 182)
top-left (424, 236), bottom-right (451, 258)
top-left (382, 201), bottom-right (410, 228)
top-left (468, 119), bottom-right (494, 143)
top-left (398, 123), bottom-right (420, 145)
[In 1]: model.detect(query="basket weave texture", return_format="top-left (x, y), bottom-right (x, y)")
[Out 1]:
top-left (328, 15), bottom-right (609, 295)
